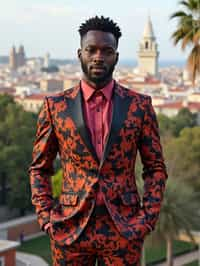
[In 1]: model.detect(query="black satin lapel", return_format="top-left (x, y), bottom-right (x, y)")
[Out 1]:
top-left (66, 90), bottom-right (99, 163)
top-left (100, 90), bottom-right (132, 168)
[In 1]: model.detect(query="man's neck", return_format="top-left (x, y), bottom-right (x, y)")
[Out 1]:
top-left (82, 77), bottom-right (113, 90)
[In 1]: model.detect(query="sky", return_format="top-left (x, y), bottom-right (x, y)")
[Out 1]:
top-left (0, 0), bottom-right (191, 61)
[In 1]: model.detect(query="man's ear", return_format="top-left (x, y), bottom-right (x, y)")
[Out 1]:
top-left (77, 49), bottom-right (82, 61)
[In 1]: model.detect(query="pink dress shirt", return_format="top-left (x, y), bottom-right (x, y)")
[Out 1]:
top-left (81, 79), bottom-right (114, 205)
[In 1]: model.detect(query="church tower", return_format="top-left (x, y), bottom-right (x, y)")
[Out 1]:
top-left (9, 45), bottom-right (26, 70)
top-left (18, 45), bottom-right (26, 67)
top-left (138, 16), bottom-right (159, 77)
top-left (9, 46), bottom-right (18, 70)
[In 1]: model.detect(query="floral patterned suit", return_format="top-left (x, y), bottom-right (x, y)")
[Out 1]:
top-left (29, 82), bottom-right (167, 265)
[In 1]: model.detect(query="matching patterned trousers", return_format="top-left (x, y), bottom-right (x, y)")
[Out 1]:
top-left (50, 204), bottom-right (144, 266)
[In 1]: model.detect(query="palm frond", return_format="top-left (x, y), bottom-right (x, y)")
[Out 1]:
top-left (170, 10), bottom-right (188, 20)
top-left (171, 28), bottom-right (188, 46)
top-left (179, 14), bottom-right (193, 27)
top-left (179, 0), bottom-right (191, 9)
top-left (179, 0), bottom-right (200, 12)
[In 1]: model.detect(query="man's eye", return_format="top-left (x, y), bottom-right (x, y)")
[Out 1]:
top-left (85, 48), bottom-right (95, 53)
top-left (103, 48), bottom-right (115, 55)
top-left (105, 49), bottom-right (114, 55)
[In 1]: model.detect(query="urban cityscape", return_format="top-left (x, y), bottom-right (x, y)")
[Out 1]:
top-left (0, 16), bottom-right (200, 120)
top-left (0, 1), bottom-right (200, 265)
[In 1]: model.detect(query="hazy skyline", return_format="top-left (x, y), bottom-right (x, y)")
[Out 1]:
top-left (0, 0), bottom-right (190, 61)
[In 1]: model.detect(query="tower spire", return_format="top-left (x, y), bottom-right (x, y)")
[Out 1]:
top-left (143, 15), bottom-right (155, 39)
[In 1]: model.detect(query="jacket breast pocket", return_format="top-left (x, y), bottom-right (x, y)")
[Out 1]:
top-left (60, 193), bottom-right (78, 206)
top-left (120, 191), bottom-right (140, 206)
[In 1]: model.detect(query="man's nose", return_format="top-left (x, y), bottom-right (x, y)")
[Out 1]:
top-left (93, 50), bottom-right (104, 63)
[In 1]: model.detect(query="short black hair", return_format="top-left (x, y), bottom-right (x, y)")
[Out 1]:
top-left (79, 16), bottom-right (122, 46)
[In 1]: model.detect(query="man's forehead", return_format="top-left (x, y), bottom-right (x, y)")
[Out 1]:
top-left (82, 30), bottom-right (117, 47)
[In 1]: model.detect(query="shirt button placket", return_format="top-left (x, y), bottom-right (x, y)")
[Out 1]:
top-left (96, 95), bottom-right (103, 156)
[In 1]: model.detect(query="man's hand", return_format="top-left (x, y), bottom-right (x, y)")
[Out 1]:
top-left (44, 222), bottom-right (52, 238)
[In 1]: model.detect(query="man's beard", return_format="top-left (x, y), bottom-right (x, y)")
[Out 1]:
top-left (80, 59), bottom-right (116, 84)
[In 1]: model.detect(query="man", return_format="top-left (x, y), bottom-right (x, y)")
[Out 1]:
top-left (29, 16), bottom-right (167, 265)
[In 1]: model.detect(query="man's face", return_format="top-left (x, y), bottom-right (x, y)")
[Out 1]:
top-left (78, 30), bottom-right (119, 85)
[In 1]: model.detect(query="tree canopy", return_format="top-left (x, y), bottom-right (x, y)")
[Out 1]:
top-left (157, 108), bottom-right (197, 137)
top-left (0, 94), bottom-right (37, 215)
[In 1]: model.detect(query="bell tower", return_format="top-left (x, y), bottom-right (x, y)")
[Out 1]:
top-left (138, 16), bottom-right (159, 77)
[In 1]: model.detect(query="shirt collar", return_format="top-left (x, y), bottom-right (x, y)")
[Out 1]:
top-left (81, 79), bottom-right (114, 102)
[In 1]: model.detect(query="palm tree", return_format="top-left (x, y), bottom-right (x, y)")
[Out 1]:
top-left (152, 178), bottom-right (200, 266)
top-left (136, 158), bottom-right (200, 266)
top-left (170, 0), bottom-right (200, 86)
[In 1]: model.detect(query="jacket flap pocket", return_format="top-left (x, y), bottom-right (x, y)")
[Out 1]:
top-left (120, 192), bottom-right (140, 206)
top-left (60, 193), bottom-right (78, 206)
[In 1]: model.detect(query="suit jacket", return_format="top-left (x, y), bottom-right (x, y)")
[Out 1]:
top-left (29, 82), bottom-right (167, 246)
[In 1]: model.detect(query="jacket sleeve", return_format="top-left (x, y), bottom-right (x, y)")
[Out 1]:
top-left (29, 97), bottom-right (58, 230)
top-left (134, 96), bottom-right (168, 238)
